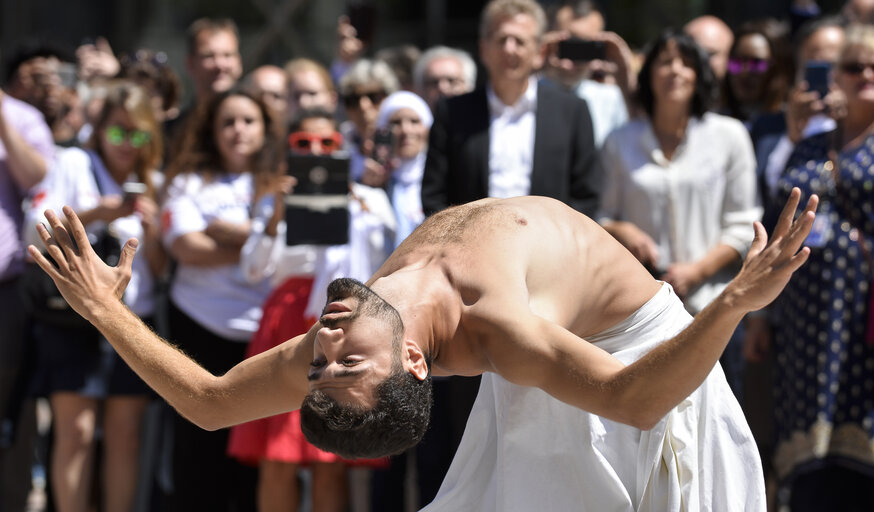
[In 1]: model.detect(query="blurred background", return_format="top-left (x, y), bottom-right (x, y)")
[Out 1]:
top-left (0, 0), bottom-right (847, 105)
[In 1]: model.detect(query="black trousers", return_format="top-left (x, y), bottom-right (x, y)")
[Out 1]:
top-left (165, 301), bottom-right (257, 512)
top-left (0, 277), bottom-right (36, 512)
top-left (788, 465), bottom-right (874, 512)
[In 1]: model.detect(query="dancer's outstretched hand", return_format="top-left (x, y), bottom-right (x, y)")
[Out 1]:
top-left (724, 187), bottom-right (818, 312)
top-left (28, 206), bottom-right (138, 322)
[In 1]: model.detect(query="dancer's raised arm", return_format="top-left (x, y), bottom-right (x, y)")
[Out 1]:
top-left (486, 188), bottom-right (817, 429)
top-left (28, 206), bottom-right (313, 429)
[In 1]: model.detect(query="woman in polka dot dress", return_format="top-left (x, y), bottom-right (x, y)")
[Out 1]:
top-left (764, 25), bottom-right (874, 510)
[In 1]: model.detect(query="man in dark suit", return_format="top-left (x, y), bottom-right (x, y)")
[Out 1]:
top-left (422, 0), bottom-right (602, 217)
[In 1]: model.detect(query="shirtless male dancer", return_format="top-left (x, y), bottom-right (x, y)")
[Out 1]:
top-left (30, 190), bottom-right (816, 511)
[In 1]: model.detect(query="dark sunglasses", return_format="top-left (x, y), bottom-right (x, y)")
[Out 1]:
top-left (343, 91), bottom-right (386, 108)
top-left (727, 57), bottom-right (770, 75)
top-left (840, 62), bottom-right (874, 75)
top-left (288, 131), bottom-right (343, 153)
top-left (105, 125), bottom-right (151, 148)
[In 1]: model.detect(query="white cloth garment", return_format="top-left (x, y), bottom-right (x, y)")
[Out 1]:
top-left (487, 76), bottom-right (537, 199)
top-left (575, 79), bottom-right (628, 147)
top-left (421, 283), bottom-right (765, 512)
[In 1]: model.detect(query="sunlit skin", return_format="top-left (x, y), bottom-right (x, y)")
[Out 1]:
top-left (421, 57), bottom-right (468, 109)
top-left (835, 45), bottom-right (874, 104)
top-left (28, 185), bottom-right (817, 442)
top-left (99, 108), bottom-right (141, 178)
top-left (389, 107), bottom-right (427, 160)
top-left (684, 16), bottom-right (733, 81)
top-left (650, 40), bottom-right (697, 110)
top-left (186, 29), bottom-right (242, 99)
top-left (288, 69), bottom-right (337, 115)
top-left (835, 44), bottom-right (874, 142)
top-left (249, 66), bottom-right (288, 118)
top-left (294, 117), bottom-right (337, 156)
top-left (213, 95), bottom-right (265, 174)
top-left (307, 299), bottom-right (396, 407)
top-left (345, 84), bottom-right (385, 138)
top-left (800, 27), bottom-right (845, 66)
top-left (550, 6), bottom-right (604, 86)
top-left (728, 33), bottom-right (771, 105)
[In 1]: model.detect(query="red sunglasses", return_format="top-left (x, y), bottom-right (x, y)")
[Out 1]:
top-left (288, 131), bottom-right (343, 153)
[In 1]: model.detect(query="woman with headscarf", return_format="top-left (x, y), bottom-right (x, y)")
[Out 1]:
top-left (375, 90), bottom-right (433, 248)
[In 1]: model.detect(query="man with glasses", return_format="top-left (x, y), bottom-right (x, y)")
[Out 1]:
top-left (413, 46), bottom-right (477, 111)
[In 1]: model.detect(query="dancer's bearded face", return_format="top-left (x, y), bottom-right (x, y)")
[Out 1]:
top-left (306, 279), bottom-right (403, 407)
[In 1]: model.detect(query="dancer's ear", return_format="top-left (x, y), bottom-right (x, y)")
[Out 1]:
top-left (403, 339), bottom-right (429, 381)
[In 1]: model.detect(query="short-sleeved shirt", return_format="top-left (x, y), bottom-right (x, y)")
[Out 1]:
top-left (25, 148), bottom-right (157, 317)
top-left (162, 171), bottom-right (272, 341)
top-left (0, 95), bottom-right (54, 281)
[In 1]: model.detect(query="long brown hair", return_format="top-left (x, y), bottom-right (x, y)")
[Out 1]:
top-left (89, 80), bottom-right (163, 200)
top-left (164, 88), bottom-right (283, 199)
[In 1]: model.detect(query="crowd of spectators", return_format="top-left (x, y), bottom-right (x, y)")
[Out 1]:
top-left (2, 0), bottom-right (874, 511)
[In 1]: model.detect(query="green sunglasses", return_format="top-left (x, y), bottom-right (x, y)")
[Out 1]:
top-left (105, 125), bottom-right (152, 148)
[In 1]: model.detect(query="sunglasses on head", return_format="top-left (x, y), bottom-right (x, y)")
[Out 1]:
top-left (105, 125), bottom-right (152, 148)
top-left (727, 57), bottom-right (771, 75)
top-left (343, 91), bottom-right (386, 108)
top-left (840, 62), bottom-right (874, 75)
top-left (288, 131), bottom-right (343, 153)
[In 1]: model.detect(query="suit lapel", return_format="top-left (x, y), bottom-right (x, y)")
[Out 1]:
top-left (472, 88), bottom-right (491, 195)
top-left (531, 82), bottom-right (551, 195)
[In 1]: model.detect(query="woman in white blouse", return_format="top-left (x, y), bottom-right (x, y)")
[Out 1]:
top-left (24, 81), bottom-right (164, 512)
top-left (375, 90), bottom-right (433, 249)
top-left (598, 30), bottom-right (760, 397)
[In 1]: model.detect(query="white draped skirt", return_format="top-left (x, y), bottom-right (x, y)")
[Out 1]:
top-left (421, 284), bottom-right (765, 512)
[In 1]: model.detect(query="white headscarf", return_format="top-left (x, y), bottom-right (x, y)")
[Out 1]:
top-left (375, 91), bottom-right (433, 131)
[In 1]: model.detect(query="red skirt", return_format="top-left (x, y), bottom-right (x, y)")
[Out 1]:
top-left (227, 276), bottom-right (386, 468)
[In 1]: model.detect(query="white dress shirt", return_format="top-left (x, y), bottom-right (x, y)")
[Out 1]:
top-left (487, 77), bottom-right (538, 199)
top-left (575, 79), bottom-right (628, 147)
top-left (598, 112), bottom-right (762, 314)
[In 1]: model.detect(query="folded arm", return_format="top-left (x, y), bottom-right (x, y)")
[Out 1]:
top-left (487, 189), bottom-right (816, 429)
top-left (29, 206), bottom-right (312, 430)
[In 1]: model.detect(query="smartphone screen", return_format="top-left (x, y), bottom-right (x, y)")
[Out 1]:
top-left (122, 182), bottom-right (147, 203)
top-left (557, 39), bottom-right (606, 62)
top-left (804, 61), bottom-right (832, 98)
top-left (371, 128), bottom-right (393, 168)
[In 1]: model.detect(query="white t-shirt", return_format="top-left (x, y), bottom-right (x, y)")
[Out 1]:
top-left (24, 147), bottom-right (157, 317)
top-left (162, 171), bottom-right (272, 341)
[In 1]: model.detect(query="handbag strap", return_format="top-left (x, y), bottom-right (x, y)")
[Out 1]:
top-left (84, 150), bottom-right (106, 196)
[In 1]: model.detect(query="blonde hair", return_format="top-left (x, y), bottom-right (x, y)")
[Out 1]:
top-left (842, 24), bottom-right (874, 60)
top-left (284, 58), bottom-right (335, 94)
top-left (479, 0), bottom-right (547, 41)
top-left (89, 80), bottom-right (162, 199)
